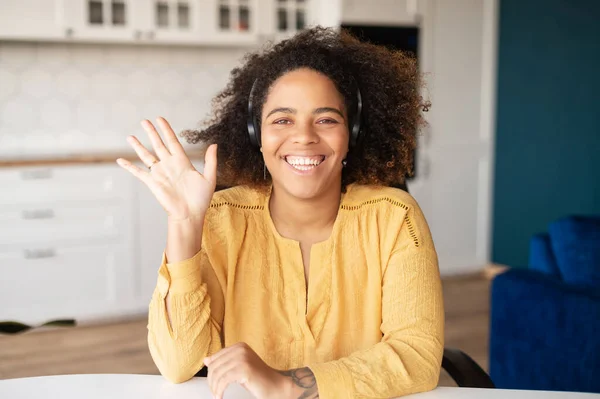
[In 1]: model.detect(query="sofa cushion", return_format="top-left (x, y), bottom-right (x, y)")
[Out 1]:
top-left (549, 216), bottom-right (600, 289)
top-left (529, 233), bottom-right (561, 278)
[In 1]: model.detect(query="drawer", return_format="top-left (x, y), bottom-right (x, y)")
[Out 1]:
top-left (0, 201), bottom-right (129, 245)
top-left (0, 164), bottom-right (133, 205)
top-left (0, 243), bottom-right (136, 323)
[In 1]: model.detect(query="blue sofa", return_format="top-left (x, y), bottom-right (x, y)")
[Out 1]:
top-left (489, 216), bottom-right (600, 393)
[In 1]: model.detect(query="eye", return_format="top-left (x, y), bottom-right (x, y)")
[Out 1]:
top-left (317, 118), bottom-right (338, 124)
top-left (273, 119), bottom-right (292, 125)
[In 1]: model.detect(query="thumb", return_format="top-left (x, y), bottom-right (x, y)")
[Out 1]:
top-left (203, 143), bottom-right (218, 185)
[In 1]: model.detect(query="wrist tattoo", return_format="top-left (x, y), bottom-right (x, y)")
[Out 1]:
top-left (278, 367), bottom-right (319, 399)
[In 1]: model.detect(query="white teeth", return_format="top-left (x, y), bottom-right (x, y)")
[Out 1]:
top-left (285, 156), bottom-right (323, 166)
top-left (284, 156), bottom-right (325, 171)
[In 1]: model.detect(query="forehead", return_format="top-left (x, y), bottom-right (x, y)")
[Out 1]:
top-left (264, 68), bottom-right (345, 106)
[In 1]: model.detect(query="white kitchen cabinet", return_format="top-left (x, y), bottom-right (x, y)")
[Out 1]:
top-left (61, 0), bottom-right (141, 42)
top-left (0, 0), bottom-right (66, 41)
top-left (0, 164), bottom-right (139, 324)
top-left (255, 0), bottom-right (309, 41)
top-left (341, 0), bottom-right (419, 26)
top-left (142, 0), bottom-right (206, 44)
top-left (0, 0), bottom-right (329, 45)
top-left (0, 164), bottom-right (130, 206)
top-left (0, 159), bottom-right (210, 324)
top-left (0, 243), bottom-right (137, 324)
top-left (209, 0), bottom-right (260, 45)
top-left (136, 171), bottom-right (168, 303)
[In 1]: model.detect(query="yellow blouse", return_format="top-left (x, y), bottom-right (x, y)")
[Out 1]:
top-left (147, 184), bottom-right (444, 399)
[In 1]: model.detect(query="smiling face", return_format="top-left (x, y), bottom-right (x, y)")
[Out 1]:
top-left (260, 68), bottom-right (350, 200)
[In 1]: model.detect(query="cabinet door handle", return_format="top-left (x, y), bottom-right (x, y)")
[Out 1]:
top-left (24, 249), bottom-right (57, 259)
top-left (22, 209), bottom-right (56, 220)
top-left (146, 30), bottom-right (155, 39)
top-left (134, 30), bottom-right (142, 39)
top-left (20, 169), bottom-right (53, 180)
top-left (65, 27), bottom-right (74, 38)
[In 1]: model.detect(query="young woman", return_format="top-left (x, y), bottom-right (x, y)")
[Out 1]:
top-left (117, 27), bottom-right (443, 399)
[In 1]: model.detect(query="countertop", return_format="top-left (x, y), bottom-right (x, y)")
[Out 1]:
top-left (0, 151), bottom-right (205, 168)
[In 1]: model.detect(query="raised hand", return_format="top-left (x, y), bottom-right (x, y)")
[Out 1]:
top-left (116, 117), bottom-right (217, 222)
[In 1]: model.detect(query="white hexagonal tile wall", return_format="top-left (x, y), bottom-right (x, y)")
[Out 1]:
top-left (36, 44), bottom-right (71, 70)
top-left (126, 69), bottom-right (154, 99)
top-left (77, 100), bottom-right (107, 130)
top-left (1, 96), bottom-right (37, 128)
top-left (158, 70), bottom-right (186, 98)
top-left (90, 70), bottom-right (123, 99)
top-left (107, 46), bottom-right (139, 66)
top-left (56, 67), bottom-right (89, 98)
top-left (1, 41), bottom-right (245, 155)
top-left (190, 69), bottom-right (215, 96)
top-left (71, 44), bottom-right (108, 72)
top-left (40, 99), bottom-right (72, 128)
top-left (174, 100), bottom-right (205, 130)
top-left (0, 43), bottom-right (37, 71)
top-left (0, 69), bottom-right (17, 100)
top-left (21, 68), bottom-right (55, 99)
top-left (110, 99), bottom-right (139, 132)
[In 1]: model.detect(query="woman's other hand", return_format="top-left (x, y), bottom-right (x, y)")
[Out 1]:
top-left (116, 117), bottom-right (218, 222)
top-left (205, 343), bottom-right (316, 399)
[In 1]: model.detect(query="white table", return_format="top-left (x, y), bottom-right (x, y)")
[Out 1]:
top-left (1, 374), bottom-right (599, 399)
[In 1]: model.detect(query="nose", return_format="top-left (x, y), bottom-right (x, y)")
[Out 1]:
top-left (291, 121), bottom-right (319, 145)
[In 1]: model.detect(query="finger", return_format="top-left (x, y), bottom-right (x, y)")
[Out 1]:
top-left (116, 158), bottom-right (151, 184)
top-left (213, 364), bottom-right (241, 399)
top-left (202, 144), bottom-right (218, 185)
top-left (206, 343), bottom-right (243, 366)
top-left (207, 348), bottom-right (242, 379)
top-left (156, 116), bottom-right (186, 155)
top-left (127, 135), bottom-right (158, 168)
top-left (141, 119), bottom-right (171, 159)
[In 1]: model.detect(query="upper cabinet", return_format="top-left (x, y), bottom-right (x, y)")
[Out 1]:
top-left (0, 0), bottom-right (331, 46)
top-left (61, 0), bottom-right (257, 45)
top-left (62, 0), bottom-right (139, 42)
top-left (342, 0), bottom-right (419, 26)
top-left (0, 0), bottom-right (66, 41)
top-left (257, 0), bottom-right (339, 42)
top-left (272, 0), bottom-right (309, 38)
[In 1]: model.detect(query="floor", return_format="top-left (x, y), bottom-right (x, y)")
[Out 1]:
top-left (0, 273), bottom-right (491, 387)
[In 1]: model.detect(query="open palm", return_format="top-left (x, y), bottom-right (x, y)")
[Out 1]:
top-left (117, 117), bottom-right (217, 221)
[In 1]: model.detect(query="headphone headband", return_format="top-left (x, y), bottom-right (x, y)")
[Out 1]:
top-left (247, 78), bottom-right (363, 149)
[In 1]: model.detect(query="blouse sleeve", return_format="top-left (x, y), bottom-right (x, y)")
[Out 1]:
top-left (147, 248), bottom-right (225, 383)
top-left (308, 200), bottom-right (444, 398)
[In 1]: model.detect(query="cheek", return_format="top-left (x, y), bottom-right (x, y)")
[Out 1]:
top-left (323, 130), bottom-right (350, 155)
top-left (260, 130), bottom-right (284, 161)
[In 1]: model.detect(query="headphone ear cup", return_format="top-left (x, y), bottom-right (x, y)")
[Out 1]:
top-left (247, 79), bottom-right (260, 148)
top-left (247, 115), bottom-right (260, 148)
top-left (252, 116), bottom-right (261, 148)
top-left (350, 86), bottom-right (363, 148)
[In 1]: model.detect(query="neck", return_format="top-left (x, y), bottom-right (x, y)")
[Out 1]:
top-left (269, 182), bottom-right (343, 238)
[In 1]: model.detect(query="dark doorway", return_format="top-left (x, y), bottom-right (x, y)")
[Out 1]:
top-left (341, 25), bottom-right (419, 58)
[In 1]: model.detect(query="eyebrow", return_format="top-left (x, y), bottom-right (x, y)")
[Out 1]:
top-left (265, 107), bottom-right (345, 119)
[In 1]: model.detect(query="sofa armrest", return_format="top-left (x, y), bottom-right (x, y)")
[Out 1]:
top-left (490, 269), bottom-right (600, 393)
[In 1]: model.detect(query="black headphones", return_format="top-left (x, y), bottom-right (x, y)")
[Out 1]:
top-left (247, 78), bottom-right (364, 149)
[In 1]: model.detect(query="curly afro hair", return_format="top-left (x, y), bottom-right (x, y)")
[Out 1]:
top-left (182, 26), bottom-right (429, 191)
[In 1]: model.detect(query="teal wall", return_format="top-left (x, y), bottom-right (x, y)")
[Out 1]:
top-left (492, 0), bottom-right (600, 267)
